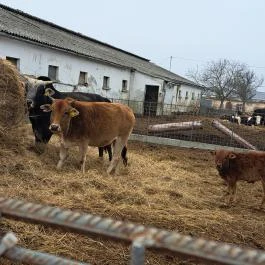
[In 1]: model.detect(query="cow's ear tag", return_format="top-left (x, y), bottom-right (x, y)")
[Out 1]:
top-left (44, 88), bottom-right (55, 97)
top-left (228, 153), bottom-right (236, 159)
top-left (40, 104), bottom-right (52, 112)
top-left (69, 108), bottom-right (79, 117)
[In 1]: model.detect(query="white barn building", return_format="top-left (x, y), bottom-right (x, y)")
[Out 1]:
top-left (0, 4), bottom-right (203, 115)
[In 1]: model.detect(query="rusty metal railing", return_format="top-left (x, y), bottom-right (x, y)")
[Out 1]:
top-left (0, 197), bottom-right (265, 265)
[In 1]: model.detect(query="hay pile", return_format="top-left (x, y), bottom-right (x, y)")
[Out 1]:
top-left (1, 129), bottom-right (265, 264)
top-left (0, 59), bottom-right (25, 133)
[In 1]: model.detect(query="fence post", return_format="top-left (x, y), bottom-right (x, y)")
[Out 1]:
top-left (146, 102), bottom-right (151, 136)
top-left (130, 240), bottom-right (145, 265)
top-left (190, 105), bottom-right (194, 141)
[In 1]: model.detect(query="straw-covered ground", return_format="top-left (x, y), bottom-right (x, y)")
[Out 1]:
top-left (0, 124), bottom-right (265, 265)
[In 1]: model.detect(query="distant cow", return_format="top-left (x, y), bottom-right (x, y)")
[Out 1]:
top-left (220, 111), bottom-right (253, 126)
top-left (220, 112), bottom-right (242, 125)
top-left (245, 108), bottom-right (265, 126)
top-left (24, 76), bottom-right (112, 160)
top-left (40, 98), bottom-right (135, 174)
top-left (247, 115), bottom-right (262, 126)
top-left (251, 108), bottom-right (265, 126)
top-left (213, 149), bottom-right (265, 208)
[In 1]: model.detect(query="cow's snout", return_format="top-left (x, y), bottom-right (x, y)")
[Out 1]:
top-left (27, 99), bottom-right (34, 109)
top-left (216, 162), bottom-right (223, 170)
top-left (49, 124), bottom-right (61, 132)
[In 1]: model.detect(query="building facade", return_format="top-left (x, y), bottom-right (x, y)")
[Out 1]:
top-left (0, 4), bottom-right (203, 115)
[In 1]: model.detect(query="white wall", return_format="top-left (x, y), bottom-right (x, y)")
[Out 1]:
top-left (0, 35), bottom-right (132, 99)
top-left (162, 84), bottom-right (202, 114)
top-left (0, 35), bottom-right (202, 115)
top-left (176, 84), bottom-right (201, 104)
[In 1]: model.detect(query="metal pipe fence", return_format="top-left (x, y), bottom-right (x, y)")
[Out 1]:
top-left (5, 244), bottom-right (90, 265)
top-left (110, 99), bottom-right (265, 151)
top-left (1, 197), bottom-right (265, 265)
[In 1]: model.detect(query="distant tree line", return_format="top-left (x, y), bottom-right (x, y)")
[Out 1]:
top-left (187, 59), bottom-right (264, 111)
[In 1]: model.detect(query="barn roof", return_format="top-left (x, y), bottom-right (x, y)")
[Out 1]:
top-left (0, 4), bottom-right (202, 89)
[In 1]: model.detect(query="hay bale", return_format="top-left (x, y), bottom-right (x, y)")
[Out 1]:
top-left (0, 59), bottom-right (26, 131)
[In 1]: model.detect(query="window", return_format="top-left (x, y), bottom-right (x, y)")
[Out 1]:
top-left (78, 71), bottom-right (87, 85)
top-left (6, 56), bottom-right (20, 70)
top-left (178, 90), bottom-right (182, 100)
top-left (48, 65), bottom-right (58, 80)
top-left (192, 92), bottom-right (195, 100)
top-left (185, 91), bottom-right (189, 100)
top-left (122, 80), bottom-right (128, 92)
top-left (198, 93), bottom-right (201, 99)
top-left (102, 76), bottom-right (110, 90)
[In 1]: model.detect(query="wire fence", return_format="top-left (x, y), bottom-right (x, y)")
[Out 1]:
top-left (1, 197), bottom-right (265, 265)
top-left (111, 99), bottom-right (265, 151)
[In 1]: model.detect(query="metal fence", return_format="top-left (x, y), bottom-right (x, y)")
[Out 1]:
top-left (111, 99), bottom-right (265, 151)
top-left (1, 197), bottom-right (265, 265)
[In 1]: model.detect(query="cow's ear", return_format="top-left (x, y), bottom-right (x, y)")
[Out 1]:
top-left (69, 107), bottom-right (79, 117)
top-left (40, 104), bottom-right (52, 112)
top-left (65, 97), bottom-right (75, 105)
top-left (44, 88), bottom-right (55, 97)
top-left (228, 153), bottom-right (236, 159)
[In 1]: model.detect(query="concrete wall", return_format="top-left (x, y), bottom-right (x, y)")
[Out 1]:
top-left (210, 99), bottom-right (265, 113)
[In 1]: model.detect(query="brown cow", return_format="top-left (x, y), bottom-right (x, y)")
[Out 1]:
top-left (40, 98), bottom-right (135, 174)
top-left (213, 149), bottom-right (265, 208)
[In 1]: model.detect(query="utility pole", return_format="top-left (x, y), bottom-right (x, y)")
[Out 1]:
top-left (169, 56), bottom-right (173, 71)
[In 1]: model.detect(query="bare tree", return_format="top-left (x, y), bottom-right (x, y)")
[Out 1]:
top-left (187, 59), bottom-right (247, 109)
top-left (186, 65), bottom-right (209, 95)
top-left (187, 59), bottom-right (264, 110)
top-left (233, 68), bottom-right (263, 112)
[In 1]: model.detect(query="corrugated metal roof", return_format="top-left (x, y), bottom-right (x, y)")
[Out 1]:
top-left (0, 4), bottom-right (202, 88)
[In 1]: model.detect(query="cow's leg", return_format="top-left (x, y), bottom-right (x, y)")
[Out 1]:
top-left (106, 144), bottom-right (112, 161)
top-left (121, 146), bottom-right (128, 166)
top-left (107, 137), bottom-right (126, 175)
top-left (57, 144), bottom-right (69, 170)
top-left (98, 147), bottom-right (104, 159)
top-left (260, 179), bottom-right (265, 209)
top-left (228, 181), bottom-right (237, 206)
top-left (223, 184), bottom-right (231, 203)
top-left (98, 145), bottom-right (112, 161)
top-left (79, 143), bottom-right (88, 174)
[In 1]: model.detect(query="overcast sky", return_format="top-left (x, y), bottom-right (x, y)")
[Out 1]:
top-left (1, 0), bottom-right (265, 91)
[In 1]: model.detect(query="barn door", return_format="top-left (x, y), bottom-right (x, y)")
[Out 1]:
top-left (144, 85), bottom-right (159, 116)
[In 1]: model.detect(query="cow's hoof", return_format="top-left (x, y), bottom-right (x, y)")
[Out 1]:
top-left (107, 167), bottom-right (115, 175)
top-left (219, 204), bottom-right (230, 209)
top-left (34, 144), bottom-right (46, 154)
top-left (123, 157), bottom-right (128, 167)
top-left (56, 163), bottom-right (63, 170)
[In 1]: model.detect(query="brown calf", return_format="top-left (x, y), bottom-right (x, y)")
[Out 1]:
top-left (41, 98), bottom-right (135, 174)
top-left (214, 149), bottom-right (265, 208)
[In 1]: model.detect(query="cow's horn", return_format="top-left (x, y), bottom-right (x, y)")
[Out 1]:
top-left (43, 81), bottom-right (54, 85)
top-left (36, 80), bottom-right (54, 86)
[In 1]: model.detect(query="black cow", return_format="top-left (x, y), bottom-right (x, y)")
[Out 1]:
top-left (25, 76), bottom-right (112, 160)
top-left (253, 109), bottom-right (265, 125)
top-left (247, 109), bottom-right (265, 126)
